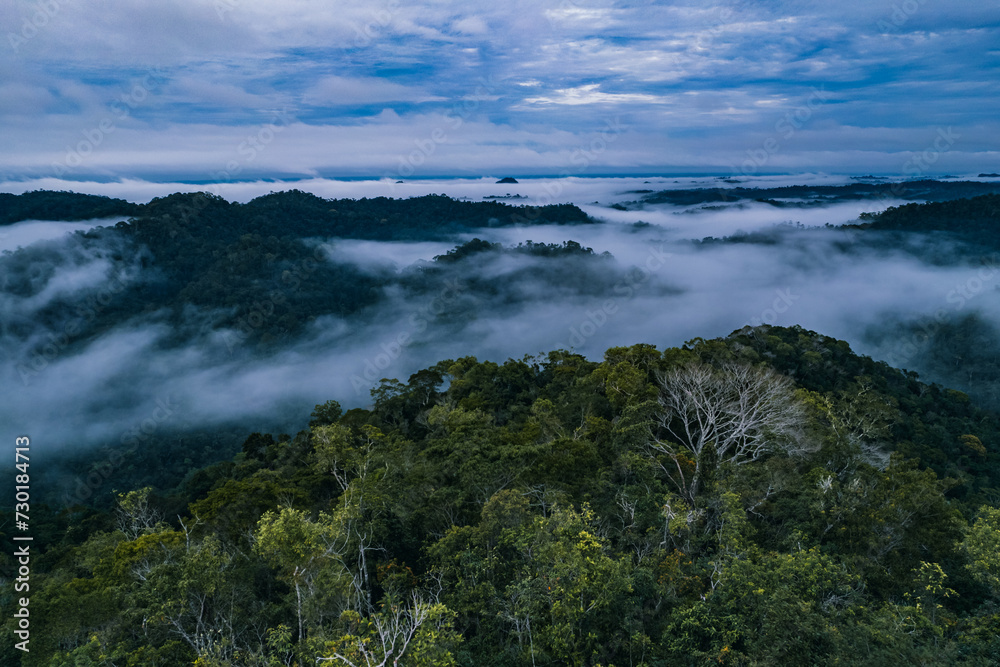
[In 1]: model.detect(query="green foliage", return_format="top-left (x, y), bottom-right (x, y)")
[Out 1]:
top-left (430, 492), bottom-right (632, 666)
top-left (0, 190), bottom-right (140, 225)
top-left (640, 180), bottom-right (999, 207)
top-left (14, 327), bottom-right (1000, 665)
top-left (309, 400), bottom-right (343, 428)
top-left (963, 507), bottom-right (1000, 597)
top-left (863, 193), bottom-right (1000, 241)
top-left (316, 597), bottom-right (462, 666)
top-left (665, 545), bottom-right (858, 664)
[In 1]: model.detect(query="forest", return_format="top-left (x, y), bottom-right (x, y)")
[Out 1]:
top-left (2, 190), bottom-right (597, 352)
top-left (635, 179), bottom-right (1000, 207)
top-left (3, 186), bottom-right (1000, 665)
top-left (3, 325), bottom-right (1000, 666)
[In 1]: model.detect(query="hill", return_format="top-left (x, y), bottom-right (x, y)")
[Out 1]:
top-left (4, 325), bottom-right (1000, 666)
top-left (3, 190), bottom-right (599, 358)
top-left (636, 179), bottom-right (1000, 207)
top-left (0, 190), bottom-right (141, 224)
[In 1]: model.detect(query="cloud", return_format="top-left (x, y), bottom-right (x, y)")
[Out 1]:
top-left (0, 1), bottom-right (996, 178)
top-left (523, 84), bottom-right (666, 106)
top-left (166, 77), bottom-right (284, 111)
top-left (0, 218), bottom-right (114, 252)
top-left (451, 16), bottom-right (489, 35)
top-left (3, 177), bottom-right (999, 470)
top-left (302, 75), bottom-right (445, 106)
top-left (0, 82), bottom-right (58, 115)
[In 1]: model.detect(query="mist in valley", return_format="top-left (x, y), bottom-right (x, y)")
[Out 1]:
top-left (2, 177), bottom-right (998, 501)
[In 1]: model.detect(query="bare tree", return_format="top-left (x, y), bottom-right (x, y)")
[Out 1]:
top-left (319, 593), bottom-right (435, 667)
top-left (815, 377), bottom-right (899, 472)
top-left (648, 362), bottom-right (805, 501)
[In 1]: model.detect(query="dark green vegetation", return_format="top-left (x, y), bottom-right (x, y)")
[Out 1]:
top-left (636, 179), bottom-right (1000, 207)
top-left (0, 191), bottom-right (141, 225)
top-left (4, 187), bottom-right (1000, 664)
top-left (688, 194), bottom-right (1000, 413)
top-left (857, 193), bottom-right (1000, 247)
top-left (0, 189), bottom-right (589, 232)
top-left (3, 190), bottom-right (596, 354)
top-left (4, 326), bottom-right (1000, 666)
top-left (1, 189), bottom-right (611, 517)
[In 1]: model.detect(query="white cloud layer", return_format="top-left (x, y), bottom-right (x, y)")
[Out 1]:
top-left (0, 1), bottom-right (997, 179)
top-left (2, 176), bottom-right (999, 463)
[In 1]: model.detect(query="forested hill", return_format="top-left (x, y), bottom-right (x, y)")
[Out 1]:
top-left (0, 190), bottom-right (141, 224)
top-left (857, 193), bottom-right (1000, 244)
top-left (2, 190), bottom-right (598, 354)
top-left (107, 191), bottom-right (593, 335)
top-left (0, 189), bottom-right (592, 234)
top-left (637, 179), bottom-right (1000, 206)
top-left (5, 325), bottom-right (1000, 666)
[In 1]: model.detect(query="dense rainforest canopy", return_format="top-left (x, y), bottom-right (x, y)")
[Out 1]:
top-left (3, 325), bottom-right (1000, 666)
top-left (4, 187), bottom-right (1000, 664)
top-left (2, 190), bottom-right (598, 352)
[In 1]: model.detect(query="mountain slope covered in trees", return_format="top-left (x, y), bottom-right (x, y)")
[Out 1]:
top-left (5, 188), bottom-right (1000, 665)
top-left (0, 191), bottom-right (141, 225)
top-left (636, 179), bottom-right (1000, 206)
top-left (4, 326), bottom-right (1000, 666)
top-left (2, 190), bottom-right (599, 358)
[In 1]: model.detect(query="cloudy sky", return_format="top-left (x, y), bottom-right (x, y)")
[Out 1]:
top-left (2, 0), bottom-right (998, 182)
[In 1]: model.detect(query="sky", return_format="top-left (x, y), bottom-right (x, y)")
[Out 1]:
top-left (2, 0), bottom-right (999, 182)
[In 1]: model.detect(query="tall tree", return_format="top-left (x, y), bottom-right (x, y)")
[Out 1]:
top-left (648, 362), bottom-right (805, 501)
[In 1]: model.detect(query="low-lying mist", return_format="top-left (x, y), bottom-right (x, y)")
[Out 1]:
top-left (2, 177), bottom-right (998, 503)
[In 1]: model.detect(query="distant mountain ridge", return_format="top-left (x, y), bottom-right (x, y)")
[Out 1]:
top-left (0, 189), bottom-right (592, 234)
top-left (635, 179), bottom-right (1000, 206)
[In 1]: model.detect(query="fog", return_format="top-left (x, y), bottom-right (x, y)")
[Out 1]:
top-left (2, 177), bottom-right (998, 489)
top-left (0, 174), bottom-right (861, 204)
top-left (3, 171), bottom-right (997, 205)
top-left (0, 217), bottom-right (124, 253)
